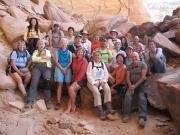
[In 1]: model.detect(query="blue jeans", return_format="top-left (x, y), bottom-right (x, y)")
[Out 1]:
top-left (28, 63), bottom-right (51, 102)
top-left (123, 81), bottom-right (147, 119)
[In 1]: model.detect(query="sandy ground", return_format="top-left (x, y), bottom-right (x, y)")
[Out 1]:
top-left (0, 89), bottom-right (179, 135)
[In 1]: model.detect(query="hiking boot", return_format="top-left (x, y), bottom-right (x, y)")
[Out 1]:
top-left (24, 101), bottom-right (34, 109)
top-left (99, 110), bottom-right (106, 120)
top-left (139, 118), bottom-right (146, 128)
top-left (54, 103), bottom-right (61, 110)
top-left (122, 116), bottom-right (129, 123)
top-left (105, 102), bottom-right (116, 114)
top-left (45, 100), bottom-right (52, 110)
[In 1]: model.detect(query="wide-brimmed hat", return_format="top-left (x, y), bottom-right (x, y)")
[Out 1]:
top-left (81, 30), bottom-right (88, 35)
top-left (110, 29), bottom-right (118, 35)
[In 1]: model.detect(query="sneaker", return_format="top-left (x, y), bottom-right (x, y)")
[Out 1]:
top-left (122, 116), bottom-right (129, 123)
top-left (139, 118), bottom-right (146, 128)
top-left (100, 111), bottom-right (106, 120)
top-left (54, 103), bottom-right (61, 110)
top-left (45, 100), bottom-right (52, 110)
top-left (24, 101), bottom-right (34, 109)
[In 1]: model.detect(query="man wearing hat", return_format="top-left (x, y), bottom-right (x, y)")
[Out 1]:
top-left (68, 33), bottom-right (83, 58)
top-left (108, 29), bottom-right (121, 50)
top-left (81, 30), bottom-right (92, 60)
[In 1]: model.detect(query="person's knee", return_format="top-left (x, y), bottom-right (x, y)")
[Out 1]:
top-left (45, 79), bottom-right (51, 90)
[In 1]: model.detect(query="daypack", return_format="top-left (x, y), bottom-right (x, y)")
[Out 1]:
top-left (91, 61), bottom-right (104, 70)
top-left (5, 49), bottom-right (28, 76)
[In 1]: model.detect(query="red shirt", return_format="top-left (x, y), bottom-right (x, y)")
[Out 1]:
top-left (91, 41), bottom-right (101, 52)
top-left (115, 64), bottom-right (127, 84)
top-left (72, 57), bottom-right (88, 82)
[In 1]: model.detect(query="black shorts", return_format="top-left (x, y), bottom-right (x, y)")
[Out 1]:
top-left (77, 79), bottom-right (87, 87)
top-left (112, 83), bottom-right (127, 96)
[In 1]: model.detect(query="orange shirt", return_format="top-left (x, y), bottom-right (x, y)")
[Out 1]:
top-left (115, 64), bottom-right (126, 84)
top-left (91, 41), bottom-right (101, 52)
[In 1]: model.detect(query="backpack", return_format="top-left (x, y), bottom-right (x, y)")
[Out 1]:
top-left (91, 61), bottom-right (104, 70)
top-left (5, 49), bottom-right (28, 76)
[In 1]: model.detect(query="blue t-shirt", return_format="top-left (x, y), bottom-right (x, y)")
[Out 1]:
top-left (11, 50), bottom-right (30, 67)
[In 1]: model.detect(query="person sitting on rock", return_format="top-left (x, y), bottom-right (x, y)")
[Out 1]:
top-left (109, 40), bottom-right (126, 72)
top-left (65, 47), bottom-right (88, 113)
top-left (131, 35), bottom-right (145, 61)
top-left (107, 29), bottom-right (121, 50)
top-left (120, 36), bottom-right (128, 51)
top-left (81, 30), bottom-right (92, 60)
top-left (25, 40), bottom-right (52, 109)
top-left (125, 46), bottom-right (134, 66)
top-left (54, 38), bottom-right (72, 110)
top-left (147, 40), bottom-right (166, 74)
top-left (91, 34), bottom-right (101, 52)
top-left (122, 52), bottom-right (148, 128)
top-left (109, 53), bottom-right (127, 97)
top-left (86, 50), bottom-right (116, 120)
top-left (66, 26), bottom-right (75, 46)
top-left (10, 40), bottom-right (31, 97)
top-left (24, 17), bottom-right (41, 55)
top-left (99, 36), bottom-right (113, 71)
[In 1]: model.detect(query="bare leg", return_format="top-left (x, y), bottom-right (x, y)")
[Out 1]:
top-left (57, 83), bottom-right (63, 103)
top-left (11, 73), bottom-right (27, 96)
top-left (23, 74), bottom-right (31, 88)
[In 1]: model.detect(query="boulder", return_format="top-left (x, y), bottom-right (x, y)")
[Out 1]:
top-left (173, 7), bottom-right (180, 16)
top-left (0, 16), bottom-right (28, 43)
top-left (0, 10), bottom-right (10, 17)
top-left (175, 29), bottom-right (180, 45)
top-left (38, 19), bottom-right (52, 33)
top-left (31, 1), bottom-right (44, 15)
top-left (8, 118), bottom-right (34, 135)
top-left (153, 33), bottom-right (180, 56)
top-left (157, 68), bottom-right (180, 133)
top-left (0, 41), bottom-right (16, 90)
top-left (163, 30), bottom-right (176, 39)
top-left (31, 0), bottom-right (39, 4)
top-left (139, 22), bottom-right (157, 36)
top-left (60, 22), bottom-right (84, 32)
top-left (7, 6), bottom-right (28, 21)
top-left (34, 99), bottom-right (47, 112)
top-left (117, 21), bottom-right (136, 35)
top-left (43, 1), bottom-right (71, 23)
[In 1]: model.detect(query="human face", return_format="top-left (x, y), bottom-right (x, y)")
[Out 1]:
top-left (74, 37), bottom-right (82, 45)
top-left (116, 55), bottom-right (123, 65)
top-left (126, 48), bottom-right (133, 57)
top-left (93, 35), bottom-right (100, 42)
top-left (100, 41), bottom-right (107, 49)
top-left (68, 29), bottom-right (74, 36)
top-left (114, 42), bottom-right (121, 51)
top-left (110, 31), bottom-right (117, 38)
top-left (37, 40), bottom-right (45, 51)
top-left (60, 39), bottom-right (67, 50)
top-left (132, 53), bottom-right (139, 65)
top-left (134, 36), bottom-right (139, 44)
top-left (77, 49), bottom-right (84, 59)
top-left (31, 18), bottom-right (37, 26)
top-left (93, 52), bottom-right (101, 62)
top-left (18, 41), bottom-right (26, 52)
top-left (54, 26), bottom-right (59, 32)
top-left (148, 41), bottom-right (156, 51)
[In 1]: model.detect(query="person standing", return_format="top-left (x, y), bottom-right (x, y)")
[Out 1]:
top-left (24, 17), bottom-right (41, 55)
top-left (54, 38), bottom-right (72, 110)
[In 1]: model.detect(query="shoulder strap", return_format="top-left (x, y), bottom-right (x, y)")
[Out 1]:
top-left (101, 61), bottom-right (104, 69)
top-left (92, 61), bottom-right (94, 69)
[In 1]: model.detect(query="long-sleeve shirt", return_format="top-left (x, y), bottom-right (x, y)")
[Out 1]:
top-left (32, 49), bottom-right (51, 68)
top-left (72, 57), bottom-right (88, 82)
top-left (86, 61), bottom-right (109, 85)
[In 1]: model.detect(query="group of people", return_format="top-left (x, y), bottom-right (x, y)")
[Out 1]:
top-left (8, 17), bottom-right (166, 127)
